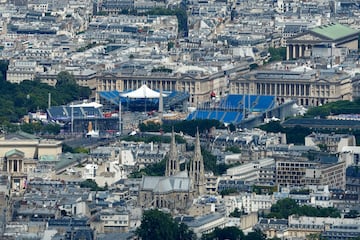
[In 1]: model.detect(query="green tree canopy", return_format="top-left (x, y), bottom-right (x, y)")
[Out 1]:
top-left (139, 119), bottom-right (224, 137)
top-left (267, 198), bottom-right (341, 219)
top-left (245, 229), bottom-right (267, 240)
top-left (79, 179), bottom-right (107, 191)
top-left (136, 209), bottom-right (195, 240)
top-left (144, 8), bottom-right (188, 35)
top-left (229, 208), bottom-right (243, 218)
top-left (202, 227), bottom-right (266, 240)
top-left (268, 47), bottom-right (286, 62)
top-left (129, 158), bottom-right (166, 178)
top-left (0, 59), bottom-right (8, 81)
top-left (305, 99), bottom-right (360, 118)
top-left (201, 227), bottom-right (244, 240)
top-left (0, 70), bottom-right (91, 123)
top-left (258, 121), bottom-right (311, 145)
top-left (56, 71), bottom-right (76, 86)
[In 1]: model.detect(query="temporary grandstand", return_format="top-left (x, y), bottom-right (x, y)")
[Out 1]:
top-left (47, 101), bottom-right (120, 135)
top-left (47, 102), bottom-right (104, 121)
top-left (99, 86), bottom-right (189, 112)
top-left (186, 94), bottom-right (292, 127)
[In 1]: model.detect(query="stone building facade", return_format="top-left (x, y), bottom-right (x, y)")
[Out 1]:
top-left (286, 23), bottom-right (359, 60)
top-left (97, 63), bottom-right (250, 107)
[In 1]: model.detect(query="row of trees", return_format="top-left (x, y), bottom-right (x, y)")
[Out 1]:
top-left (258, 92), bottom-right (360, 145)
top-left (259, 121), bottom-right (312, 145)
top-left (0, 60), bottom-right (8, 81)
top-left (121, 134), bottom-right (186, 144)
top-left (0, 69), bottom-right (91, 124)
top-left (267, 198), bottom-right (341, 219)
top-left (145, 7), bottom-right (188, 36)
top-left (202, 228), bottom-right (267, 240)
top-left (305, 99), bottom-right (360, 118)
top-left (95, 5), bottom-right (188, 36)
top-left (1, 122), bottom-right (61, 135)
top-left (136, 209), bottom-right (195, 240)
top-left (268, 47), bottom-right (287, 62)
top-left (139, 119), bottom-right (232, 137)
top-left (137, 209), bottom-right (269, 240)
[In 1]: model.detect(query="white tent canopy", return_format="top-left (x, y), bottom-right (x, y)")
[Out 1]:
top-left (70, 101), bottom-right (103, 108)
top-left (120, 84), bottom-right (167, 99)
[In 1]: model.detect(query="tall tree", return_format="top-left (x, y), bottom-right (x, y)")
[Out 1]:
top-left (56, 71), bottom-right (76, 86)
top-left (137, 209), bottom-right (195, 240)
top-left (201, 227), bottom-right (244, 240)
top-left (245, 229), bottom-right (267, 240)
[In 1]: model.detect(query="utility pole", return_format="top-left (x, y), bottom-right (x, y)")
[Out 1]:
top-left (71, 104), bottom-right (74, 134)
top-left (119, 99), bottom-right (122, 135)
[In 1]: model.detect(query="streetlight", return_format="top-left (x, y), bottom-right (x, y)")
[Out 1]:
top-left (118, 98), bottom-right (122, 136)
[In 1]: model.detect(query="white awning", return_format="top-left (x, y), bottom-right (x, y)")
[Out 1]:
top-left (120, 84), bottom-right (167, 99)
top-left (70, 102), bottom-right (103, 108)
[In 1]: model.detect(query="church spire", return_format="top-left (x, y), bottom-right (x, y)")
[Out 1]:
top-left (165, 128), bottom-right (180, 176)
top-left (190, 128), bottom-right (205, 196)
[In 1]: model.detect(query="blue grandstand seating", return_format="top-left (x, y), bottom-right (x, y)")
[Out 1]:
top-left (223, 111), bottom-right (239, 123)
top-left (208, 111), bottom-right (226, 121)
top-left (253, 95), bottom-right (275, 111)
top-left (243, 95), bottom-right (258, 109)
top-left (64, 107), bottom-right (84, 118)
top-left (187, 110), bottom-right (241, 123)
top-left (48, 105), bottom-right (106, 121)
top-left (99, 91), bottom-right (120, 104)
top-left (47, 106), bottom-right (67, 120)
top-left (187, 94), bottom-right (275, 124)
top-left (219, 95), bottom-right (243, 109)
top-left (186, 112), bottom-right (195, 120)
top-left (82, 107), bottom-right (103, 118)
top-left (195, 110), bottom-right (211, 119)
top-left (235, 113), bottom-right (244, 123)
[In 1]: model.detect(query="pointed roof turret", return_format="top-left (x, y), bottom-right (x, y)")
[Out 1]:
top-left (194, 128), bottom-right (202, 161)
top-left (165, 127), bottom-right (180, 176)
top-left (190, 127), bottom-right (205, 196)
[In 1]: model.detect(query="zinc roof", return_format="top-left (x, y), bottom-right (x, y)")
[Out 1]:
top-left (310, 23), bottom-right (359, 40)
top-left (141, 175), bottom-right (191, 193)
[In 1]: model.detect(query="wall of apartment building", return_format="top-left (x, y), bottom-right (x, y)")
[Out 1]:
top-left (338, 39), bottom-right (358, 50)
top-left (320, 161), bottom-right (346, 189)
top-left (38, 142), bottom-right (62, 157)
top-left (276, 158), bottom-right (318, 187)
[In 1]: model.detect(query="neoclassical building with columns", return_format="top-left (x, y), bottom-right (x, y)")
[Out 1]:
top-left (228, 67), bottom-right (359, 107)
top-left (0, 132), bottom-right (62, 191)
top-left (286, 23), bottom-right (359, 61)
top-left (96, 63), bottom-right (250, 107)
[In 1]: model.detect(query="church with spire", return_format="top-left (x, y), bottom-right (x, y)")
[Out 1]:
top-left (165, 130), bottom-right (180, 177)
top-left (138, 129), bottom-right (205, 212)
top-left (190, 130), bottom-right (205, 196)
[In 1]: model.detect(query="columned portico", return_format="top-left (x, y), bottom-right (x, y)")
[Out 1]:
top-left (5, 149), bottom-right (26, 191)
top-left (286, 44), bottom-right (312, 60)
